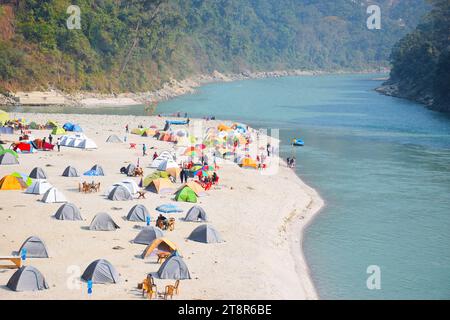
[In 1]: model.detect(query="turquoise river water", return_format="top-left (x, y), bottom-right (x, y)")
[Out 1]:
top-left (7, 74), bottom-right (450, 299)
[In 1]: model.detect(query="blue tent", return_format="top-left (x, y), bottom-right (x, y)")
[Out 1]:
top-left (72, 124), bottom-right (83, 132)
top-left (156, 204), bottom-right (183, 213)
top-left (83, 165), bottom-right (105, 176)
top-left (63, 123), bottom-right (74, 131)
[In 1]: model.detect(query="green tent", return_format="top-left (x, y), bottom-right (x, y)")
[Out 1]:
top-left (29, 121), bottom-right (39, 129)
top-left (11, 172), bottom-right (33, 186)
top-left (174, 186), bottom-right (198, 203)
top-left (143, 171), bottom-right (170, 187)
top-left (51, 126), bottom-right (66, 135)
top-left (0, 145), bottom-right (4, 152)
top-left (0, 149), bottom-right (18, 159)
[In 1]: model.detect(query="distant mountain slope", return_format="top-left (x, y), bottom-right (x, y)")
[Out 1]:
top-left (0, 0), bottom-right (429, 93)
top-left (380, 0), bottom-right (449, 113)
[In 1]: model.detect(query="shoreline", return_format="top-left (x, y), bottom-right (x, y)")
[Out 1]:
top-left (0, 112), bottom-right (324, 299)
top-left (1, 68), bottom-right (389, 108)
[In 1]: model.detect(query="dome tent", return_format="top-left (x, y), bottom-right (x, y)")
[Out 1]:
top-left (184, 206), bottom-right (208, 222)
top-left (54, 203), bottom-right (83, 221)
top-left (106, 135), bottom-right (123, 143)
top-left (89, 212), bottom-right (120, 231)
top-left (188, 224), bottom-right (223, 244)
top-left (41, 187), bottom-right (67, 203)
top-left (133, 226), bottom-right (164, 245)
top-left (84, 164), bottom-right (104, 176)
top-left (0, 152), bottom-right (19, 165)
top-left (25, 180), bottom-right (52, 195)
top-left (29, 167), bottom-right (47, 179)
top-left (107, 185), bottom-right (133, 201)
top-left (157, 253), bottom-right (191, 280)
top-left (81, 259), bottom-right (119, 284)
top-left (62, 166), bottom-right (79, 177)
top-left (126, 204), bottom-right (150, 222)
top-left (7, 266), bottom-right (49, 292)
top-left (18, 236), bottom-right (49, 258)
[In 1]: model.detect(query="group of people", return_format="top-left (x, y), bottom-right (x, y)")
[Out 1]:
top-left (286, 157), bottom-right (296, 168)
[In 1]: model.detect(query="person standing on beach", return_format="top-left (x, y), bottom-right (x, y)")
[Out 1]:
top-left (48, 134), bottom-right (53, 145)
top-left (125, 124), bottom-right (129, 133)
top-left (57, 138), bottom-right (61, 152)
top-left (142, 143), bottom-right (147, 156)
top-left (153, 151), bottom-right (158, 160)
top-left (267, 143), bottom-right (271, 157)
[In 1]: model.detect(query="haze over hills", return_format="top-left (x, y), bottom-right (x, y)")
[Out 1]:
top-left (0, 0), bottom-right (430, 93)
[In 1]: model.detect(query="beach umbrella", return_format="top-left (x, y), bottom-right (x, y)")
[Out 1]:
top-left (156, 204), bottom-right (183, 213)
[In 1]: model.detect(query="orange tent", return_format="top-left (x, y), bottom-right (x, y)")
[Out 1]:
top-left (239, 158), bottom-right (258, 169)
top-left (166, 167), bottom-right (181, 179)
top-left (148, 178), bottom-right (176, 194)
top-left (0, 175), bottom-right (28, 190)
top-left (183, 181), bottom-right (206, 195)
top-left (141, 238), bottom-right (178, 259)
top-left (218, 124), bottom-right (232, 132)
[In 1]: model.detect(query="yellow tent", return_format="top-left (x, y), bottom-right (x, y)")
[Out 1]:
top-left (0, 110), bottom-right (10, 125)
top-left (141, 238), bottom-right (178, 258)
top-left (0, 175), bottom-right (28, 190)
top-left (166, 167), bottom-right (181, 179)
top-left (148, 178), bottom-right (176, 194)
top-left (181, 181), bottom-right (205, 195)
top-left (240, 157), bottom-right (258, 169)
top-left (142, 129), bottom-right (157, 137)
top-left (218, 124), bottom-right (232, 132)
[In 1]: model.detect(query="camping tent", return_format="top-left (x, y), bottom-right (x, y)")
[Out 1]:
top-left (11, 172), bottom-right (32, 186)
top-left (41, 187), bottom-right (67, 203)
top-left (157, 254), bottom-right (191, 280)
top-left (62, 166), bottom-right (79, 177)
top-left (29, 167), bottom-right (47, 179)
top-left (6, 266), bottom-right (49, 292)
top-left (133, 226), bottom-right (164, 245)
top-left (174, 186), bottom-right (198, 203)
top-left (124, 164), bottom-right (136, 176)
top-left (0, 175), bottom-right (27, 190)
top-left (84, 164), bottom-right (104, 176)
top-left (142, 171), bottom-right (169, 188)
top-left (25, 180), bottom-right (52, 195)
top-left (18, 236), bottom-right (49, 258)
top-left (147, 178), bottom-right (176, 194)
top-left (51, 126), bottom-right (66, 135)
top-left (239, 157), bottom-right (257, 169)
top-left (81, 259), bottom-right (119, 284)
top-left (89, 212), bottom-right (120, 231)
top-left (157, 159), bottom-right (178, 171)
top-left (14, 142), bottom-right (36, 153)
top-left (141, 238), bottom-right (178, 259)
top-left (188, 224), bottom-right (223, 243)
top-left (184, 206), bottom-right (208, 222)
top-left (150, 151), bottom-right (174, 168)
top-left (0, 152), bottom-right (19, 165)
top-left (156, 204), bottom-right (183, 213)
top-left (0, 148), bottom-right (18, 158)
top-left (60, 134), bottom-right (97, 149)
top-left (182, 181), bottom-right (207, 197)
top-left (106, 135), bottom-right (123, 143)
top-left (107, 185), bottom-right (133, 201)
top-left (54, 203), bottom-right (83, 221)
top-left (126, 204), bottom-right (150, 222)
top-left (121, 179), bottom-right (139, 194)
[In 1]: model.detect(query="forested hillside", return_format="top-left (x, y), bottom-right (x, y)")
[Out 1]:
top-left (384, 0), bottom-right (449, 113)
top-left (0, 0), bottom-right (429, 93)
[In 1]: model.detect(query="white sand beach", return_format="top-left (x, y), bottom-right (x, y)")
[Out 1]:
top-left (0, 113), bottom-right (323, 300)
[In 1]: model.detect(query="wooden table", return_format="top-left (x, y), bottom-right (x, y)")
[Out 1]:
top-left (137, 190), bottom-right (146, 199)
top-left (0, 256), bottom-right (22, 269)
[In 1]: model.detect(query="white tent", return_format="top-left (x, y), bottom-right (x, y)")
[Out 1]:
top-left (157, 159), bottom-right (178, 171)
top-left (150, 151), bottom-right (174, 168)
top-left (25, 180), bottom-right (53, 195)
top-left (105, 180), bottom-right (139, 195)
top-left (41, 187), bottom-right (67, 203)
top-left (60, 133), bottom-right (97, 150)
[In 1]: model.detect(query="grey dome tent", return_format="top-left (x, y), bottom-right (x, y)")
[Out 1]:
top-left (0, 152), bottom-right (19, 165)
top-left (184, 206), bottom-right (208, 222)
top-left (29, 167), bottom-right (47, 179)
top-left (106, 135), bottom-right (123, 143)
top-left (107, 185), bottom-right (133, 201)
top-left (7, 266), bottom-right (49, 291)
top-left (89, 212), bottom-right (120, 231)
top-left (81, 259), bottom-right (119, 284)
top-left (62, 166), bottom-right (79, 177)
top-left (188, 224), bottom-right (223, 244)
top-left (126, 204), bottom-right (150, 222)
top-left (54, 203), bottom-right (83, 221)
top-left (133, 226), bottom-right (164, 245)
top-left (18, 236), bottom-right (49, 258)
top-left (125, 164), bottom-right (136, 176)
top-left (157, 254), bottom-right (191, 280)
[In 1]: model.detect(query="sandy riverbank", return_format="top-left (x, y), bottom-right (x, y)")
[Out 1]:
top-left (0, 112), bottom-right (323, 300)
